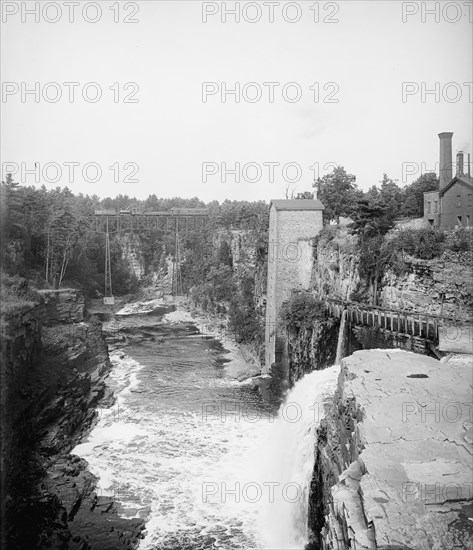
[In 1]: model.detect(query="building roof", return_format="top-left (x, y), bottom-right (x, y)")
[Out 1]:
top-left (439, 175), bottom-right (473, 196)
top-left (270, 199), bottom-right (325, 211)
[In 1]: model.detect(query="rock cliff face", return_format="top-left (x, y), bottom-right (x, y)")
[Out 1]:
top-left (312, 228), bottom-right (360, 302)
top-left (1, 289), bottom-right (144, 549)
top-left (215, 229), bottom-right (259, 274)
top-left (307, 227), bottom-right (473, 359)
top-left (283, 229), bottom-right (473, 548)
top-left (308, 350), bottom-right (473, 550)
top-left (380, 251), bottom-right (472, 319)
top-left (286, 318), bottom-right (340, 385)
top-left (119, 233), bottom-right (146, 280)
top-left (39, 287), bottom-right (86, 322)
top-left (312, 227), bottom-right (472, 318)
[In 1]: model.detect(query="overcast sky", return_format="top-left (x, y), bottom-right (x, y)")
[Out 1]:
top-left (1, 0), bottom-right (472, 202)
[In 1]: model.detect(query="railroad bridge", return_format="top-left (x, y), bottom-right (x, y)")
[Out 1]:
top-left (91, 207), bottom-right (209, 233)
top-left (92, 207), bottom-right (209, 303)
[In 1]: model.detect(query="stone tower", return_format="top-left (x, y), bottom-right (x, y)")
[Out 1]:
top-left (264, 199), bottom-right (324, 374)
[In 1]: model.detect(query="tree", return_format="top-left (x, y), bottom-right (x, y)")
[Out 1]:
top-left (365, 185), bottom-right (380, 202)
top-left (376, 174), bottom-right (402, 227)
top-left (1, 174), bottom-right (24, 239)
top-left (350, 196), bottom-right (397, 306)
top-left (400, 172), bottom-right (439, 218)
top-left (279, 291), bottom-right (326, 330)
top-left (295, 191), bottom-right (314, 199)
top-left (313, 166), bottom-right (360, 223)
top-left (44, 188), bottom-right (91, 288)
top-left (229, 275), bottom-right (262, 343)
top-left (219, 240), bottom-right (233, 267)
top-left (350, 199), bottom-right (393, 238)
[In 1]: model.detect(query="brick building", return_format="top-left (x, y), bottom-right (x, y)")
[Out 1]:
top-left (264, 199), bottom-right (324, 373)
top-left (424, 132), bottom-right (473, 228)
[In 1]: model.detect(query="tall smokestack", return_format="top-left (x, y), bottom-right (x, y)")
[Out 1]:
top-left (456, 151), bottom-right (464, 177)
top-left (439, 132), bottom-right (453, 189)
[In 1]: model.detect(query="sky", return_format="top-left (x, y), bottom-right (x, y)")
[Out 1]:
top-left (1, 0), bottom-right (472, 203)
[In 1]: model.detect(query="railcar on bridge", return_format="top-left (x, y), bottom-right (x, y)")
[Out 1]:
top-left (91, 207), bottom-right (209, 304)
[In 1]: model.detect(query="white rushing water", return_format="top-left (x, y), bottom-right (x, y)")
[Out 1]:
top-left (73, 306), bottom-right (340, 549)
top-left (258, 365), bottom-right (340, 549)
top-left (335, 309), bottom-right (347, 366)
top-left (73, 318), bottom-right (273, 549)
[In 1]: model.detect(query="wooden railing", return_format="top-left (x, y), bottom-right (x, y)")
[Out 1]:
top-left (324, 298), bottom-right (470, 343)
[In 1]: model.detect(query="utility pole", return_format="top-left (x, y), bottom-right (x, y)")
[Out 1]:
top-left (104, 217), bottom-right (114, 305)
top-left (45, 228), bottom-right (50, 283)
top-left (172, 218), bottom-right (182, 296)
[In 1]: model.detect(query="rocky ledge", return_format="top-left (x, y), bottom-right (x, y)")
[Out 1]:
top-left (286, 318), bottom-right (340, 385)
top-left (309, 349), bottom-right (472, 550)
top-left (1, 289), bottom-right (145, 549)
top-left (39, 288), bottom-right (86, 324)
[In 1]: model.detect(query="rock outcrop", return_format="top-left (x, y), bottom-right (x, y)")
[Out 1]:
top-left (313, 227), bottom-right (472, 319)
top-left (286, 318), bottom-right (340, 385)
top-left (1, 289), bottom-right (144, 549)
top-left (39, 288), bottom-right (85, 323)
top-left (119, 233), bottom-right (146, 280)
top-left (380, 252), bottom-right (473, 319)
top-left (309, 349), bottom-right (473, 550)
top-left (310, 227), bottom-right (472, 357)
top-left (312, 228), bottom-right (360, 302)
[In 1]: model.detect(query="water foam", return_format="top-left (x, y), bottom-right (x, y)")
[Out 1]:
top-left (72, 352), bottom-right (150, 513)
top-left (73, 311), bottom-right (340, 549)
top-left (116, 299), bottom-right (166, 316)
top-left (258, 365), bottom-right (340, 550)
top-left (73, 347), bottom-right (272, 548)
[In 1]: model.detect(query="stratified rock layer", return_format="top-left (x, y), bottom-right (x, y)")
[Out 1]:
top-left (312, 227), bottom-right (473, 319)
top-left (1, 289), bottom-right (144, 549)
top-left (287, 318), bottom-right (340, 385)
top-left (313, 349), bottom-right (472, 550)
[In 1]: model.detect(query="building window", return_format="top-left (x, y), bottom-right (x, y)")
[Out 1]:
top-left (428, 219), bottom-right (434, 226)
top-left (468, 194), bottom-right (472, 206)
top-left (427, 202), bottom-right (431, 214)
top-left (467, 215), bottom-right (471, 227)
top-left (457, 194), bottom-right (461, 207)
top-left (434, 201), bottom-right (438, 213)
top-left (457, 216), bottom-right (462, 226)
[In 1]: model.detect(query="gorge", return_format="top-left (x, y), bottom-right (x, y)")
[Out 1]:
top-left (1, 198), bottom-right (472, 550)
top-left (3, 5), bottom-right (473, 549)
top-left (1, 289), bottom-right (145, 549)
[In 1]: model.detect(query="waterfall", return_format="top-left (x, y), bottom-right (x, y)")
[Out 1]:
top-left (259, 365), bottom-right (340, 549)
top-left (334, 309), bottom-right (347, 365)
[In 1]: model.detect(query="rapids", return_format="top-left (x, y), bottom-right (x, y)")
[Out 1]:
top-left (73, 303), bottom-right (340, 549)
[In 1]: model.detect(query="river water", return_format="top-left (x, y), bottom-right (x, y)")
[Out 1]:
top-left (73, 302), bottom-right (339, 550)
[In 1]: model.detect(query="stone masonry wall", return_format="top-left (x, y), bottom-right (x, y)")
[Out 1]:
top-left (265, 206), bottom-right (323, 372)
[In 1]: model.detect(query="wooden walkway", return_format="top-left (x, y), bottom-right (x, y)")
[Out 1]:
top-left (325, 298), bottom-right (472, 353)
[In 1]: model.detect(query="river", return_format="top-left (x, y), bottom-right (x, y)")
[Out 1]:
top-left (73, 301), bottom-right (339, 549)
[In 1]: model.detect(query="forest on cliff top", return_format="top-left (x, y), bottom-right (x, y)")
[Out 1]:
top-left (1, 166), bottom-right (461, 342)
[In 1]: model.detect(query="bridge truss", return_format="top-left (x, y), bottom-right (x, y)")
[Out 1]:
top-left (91, 208), bottom-right (209, 302)
top-left (91, 208), bottom-right (209, 234)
